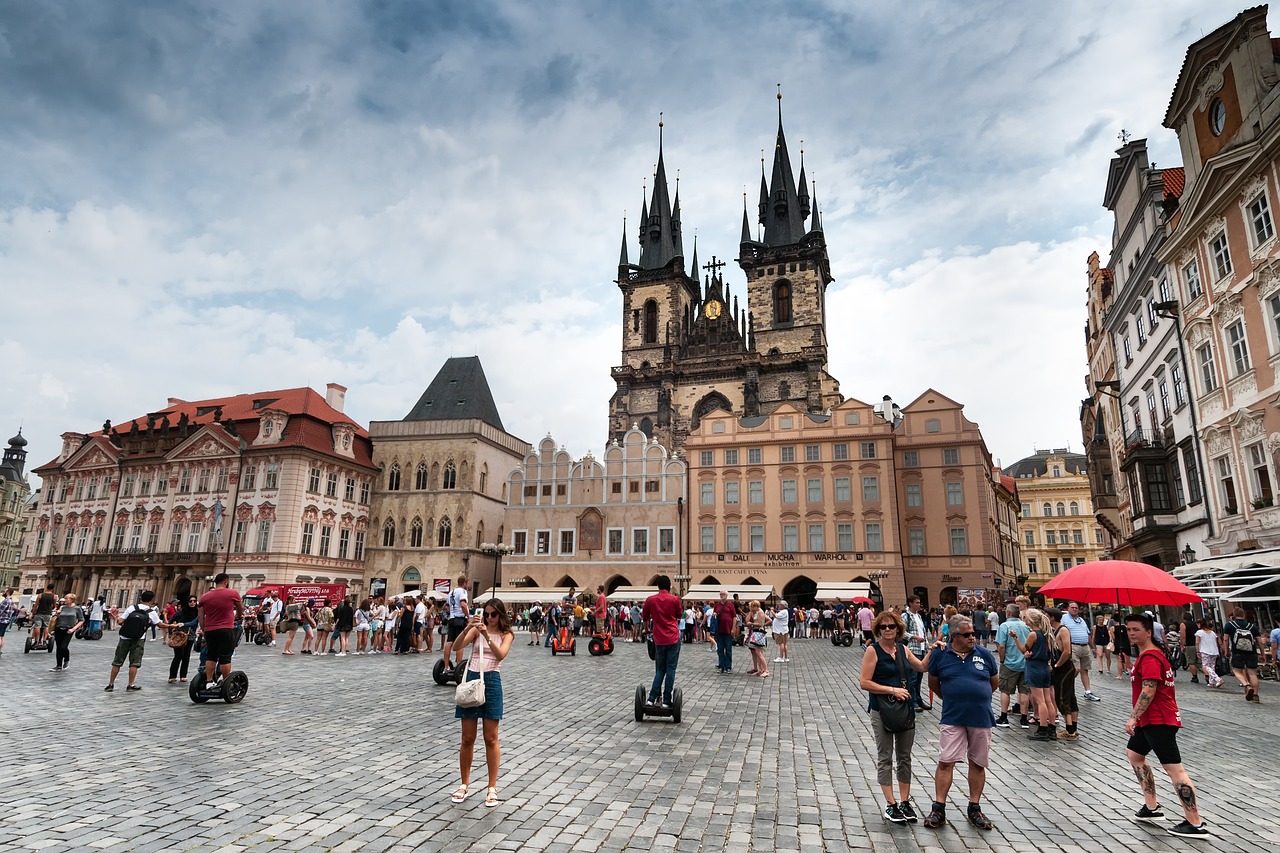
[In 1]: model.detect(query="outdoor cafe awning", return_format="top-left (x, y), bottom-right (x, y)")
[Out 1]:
top-left (474, 587), bottom-right (575, 605)
top-left (683, 584), bottom-right (777, 601)
top-left (608, 586), bottom-right (658, 602)
top-left (1173, 548), bottom-right (1280, 602)
top-left (814, 583), bottom-right (873, 601)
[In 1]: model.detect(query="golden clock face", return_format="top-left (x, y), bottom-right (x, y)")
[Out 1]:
top-left (704, 300), bottom-right (722, 320)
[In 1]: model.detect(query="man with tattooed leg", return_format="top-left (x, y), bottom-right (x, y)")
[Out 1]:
top-left (1124, 612), bottom-right (1210, 838)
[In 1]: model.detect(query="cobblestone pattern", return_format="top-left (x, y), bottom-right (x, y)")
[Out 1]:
top-left (1, 633), bottom-right (1277, 852)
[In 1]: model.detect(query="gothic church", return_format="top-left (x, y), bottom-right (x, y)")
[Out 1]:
top-left (609, 99), bottom-right (842, 450)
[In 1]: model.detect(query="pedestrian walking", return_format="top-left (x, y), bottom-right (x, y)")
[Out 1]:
top-left (1113, 614), bottom-right (1133, 677)
top-left (771, 599), bottom-right (790, 663)
top-left (859, 610), bottom-right (939, 824)
top-left (105, 590), bottom-right (163, 692)
top-left (1124, 612), bottom-right (1211, 837)
top-left (994, 604), bottom-right (1031, 728)
top-left (1062, 601), bottom-right (1100, 702)
top-left (50, 593), bottom-right (85, 672)
top-left (1047, 608), bottom-right (1080, 740)
top-left (1224, 607), bottom-right (1263, 702)
top-left (279, 595), bottom-right (304, 655)
top-left (450, 598), bottom-right (514, 809)
top-left (1192, 619), bottom-right (1223, 688)
top-left (904, 596), bottom-right (932, 710)
top-left (1093, 614), bottom-right (1113, 676)
top-left (924, 615), bottom-right (999, 831)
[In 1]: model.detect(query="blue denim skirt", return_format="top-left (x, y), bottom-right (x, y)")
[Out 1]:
top-left (455, 670), bottom-right (503, 720)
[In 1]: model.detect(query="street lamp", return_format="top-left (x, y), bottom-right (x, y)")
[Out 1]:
top-left (1182, 544), bottom-right (1196, 565)
top-left (868, 569), bottom-right (889, 607)
top-left (479, 542), bottom-right (511, 596)
top-left (676, 497), bottom-right (686, 597)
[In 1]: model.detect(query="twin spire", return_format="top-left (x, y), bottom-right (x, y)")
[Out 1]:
top-left (619, 93), bottom-right (822, 273)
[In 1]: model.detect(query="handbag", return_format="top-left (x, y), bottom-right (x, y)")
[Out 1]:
top-left (454, 637), bottom-right (487, 708)
top-left (166, 629), bottom-right (189, 648)
top-left (877, 643), bottom-right (915, 734)
top-left (749, 629), bottom-right (768, 648)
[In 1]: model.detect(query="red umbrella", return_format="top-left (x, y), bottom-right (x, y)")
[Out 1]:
top-left (1037, 560), bottom-right (1204, 607)
top-left (850, 596), bottom-right (875, 606)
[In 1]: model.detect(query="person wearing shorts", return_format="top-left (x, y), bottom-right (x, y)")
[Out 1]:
top-left (31, 584), bottom-right (56, 647)
top-left (199, 573), bottom-right (244, 685)
top-left (105, 590), bottom-right (163, 692)
top-left (1124, 612), bottom-right (1209, 838)
top-left (442, 576), bottom-right (470, 662)
top-left (994, 604), bottom-right (1030, 728)
top-left (0, 588), bottom-right (19, 653)
top-left (925, 615), bottom-right (999, 831)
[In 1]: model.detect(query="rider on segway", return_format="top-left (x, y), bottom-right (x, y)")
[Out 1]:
top-left (198, 572), bottom-right (244, 688)
top-left (641, 575), bottom-right (683, 708)
top-left (30, 583), bottom-right (57, 649)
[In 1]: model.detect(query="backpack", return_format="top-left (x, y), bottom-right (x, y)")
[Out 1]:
top-left (120, 605), bottom-right (153, 640)
top-left (1233, 622), bottom-right (1258, 653)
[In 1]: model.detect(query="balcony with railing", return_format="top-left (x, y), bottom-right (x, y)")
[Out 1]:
top-left (46, 549), bottom-right (218, 568)
top-left (1120, 428), bottom-right (1167, 468)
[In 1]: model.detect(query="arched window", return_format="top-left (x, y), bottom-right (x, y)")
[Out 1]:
top-left (442, 462), bottom-right (457, 490)
top-left (403, 567), bottom-right (421, 582)
top-left (643, 299), bottom-right (658, 344)
top-left (1042, 502), bottom-right (1052, 517)
top-left (475, 521), bottom-right (484, 548)
top-left (438, 516), bottom-right (452, 547)
top-left (1069, 501), bottom-right (1079, 515)
top-left (1056, 502), bottom-right (1066, 517)
top-left (639, 417), bottom-right (653, 438)
top-left (387, 463), bottom-right (401, 491)
top-left (480, 463), bottom-right (488, 494)
top-left (382, 518), bottom-right (396, 546)
top-left (774, 281), bottom-right (792, 324)
top-left (414, 462), bottom-right (429, 490)
top-left (409, 517), bottom-right (423, 547)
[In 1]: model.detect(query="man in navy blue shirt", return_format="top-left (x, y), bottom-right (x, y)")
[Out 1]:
top-left (925, 615), bottom-right (999, 831)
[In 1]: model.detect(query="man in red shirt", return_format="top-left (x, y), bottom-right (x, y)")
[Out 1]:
top-left (198, 572), bottom-right (244, 685)
top-left (1124, 612), bottom-right (1210, 838)
top-left (641, 575), bottom-right (683, 707)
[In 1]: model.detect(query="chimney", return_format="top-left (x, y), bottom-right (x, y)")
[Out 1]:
top-left (326, 383), bottom-right (347, 413)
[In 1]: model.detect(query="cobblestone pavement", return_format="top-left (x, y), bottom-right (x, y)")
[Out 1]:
top-left (1, 630), bottom-right (1277, 852)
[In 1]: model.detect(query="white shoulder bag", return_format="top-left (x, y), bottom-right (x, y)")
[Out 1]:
top-left (454, 636), bottom-right (486, 708)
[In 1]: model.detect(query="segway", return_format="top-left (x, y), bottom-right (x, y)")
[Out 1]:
top-left (189, 669), bottom-right (249, 704)
top-left (432, 657), bottom-right (467, 685)
top-left (74, 625), bottom-right (104, 640)
top-left (24, 629), bottom-right (53, 654)
top-left (634, 685), bottom-right (683, 723)
top-left (550, 618), bottom-right (576, 656)
top-left (830, 626), bottom-right (855, 647)
top-left (587, 632), bottom-right (614, 656)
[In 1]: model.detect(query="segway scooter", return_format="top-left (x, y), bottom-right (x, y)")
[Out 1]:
top-left (74, 623), bottom-right (104, 640)
top-left (634, 633), bottom-right (681, 722)
top-left (830, 626), bottom-right (855, 647)
top-left (587, 631), bottom-right (614, 656)
top-left (432, 656), bottom-right (468, 685)
top-left (550, 617), bottom-right (576, 656)
top-left (24, 627), bottom-right (53, 654)
top-left (190, 620), bottom-right (249, 704)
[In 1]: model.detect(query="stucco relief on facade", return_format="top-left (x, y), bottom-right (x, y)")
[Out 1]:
top-left (1228, 369), bottom-right (1258, 398)
top-left (1204, 427), bottom-right (1232, 457)
top-left (1195, 62), bottom-right (1224, 108)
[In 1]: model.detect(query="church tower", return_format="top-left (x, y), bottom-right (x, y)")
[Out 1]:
top-left (609, 101), bottom-right (841, 451)
top-left (738, 93), bottom-right (837, 414)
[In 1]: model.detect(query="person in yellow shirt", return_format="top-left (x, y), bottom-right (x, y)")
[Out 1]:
top-left (573, 603), bottom-right (585, 636)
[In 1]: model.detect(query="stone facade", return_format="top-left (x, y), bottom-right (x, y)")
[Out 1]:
top-left (499, 426), bottom-right (686, 592)
top-left (0, 431), bottom-right (31, 590)
top-left (19, 385), bottom-right (376, 607)
top-left (1007, 450), bottom-right (1108, 597)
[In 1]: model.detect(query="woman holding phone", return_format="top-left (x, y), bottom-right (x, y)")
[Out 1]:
top-left (449, 598), bottom-right (514, 808)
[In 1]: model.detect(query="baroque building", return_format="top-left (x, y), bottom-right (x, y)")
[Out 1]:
top-left (1158, 6), bottom-right (1280, 553)
top-left (365, 357), bottom-right (529, 597)
top-left (19, 385), bottom-right (375, 606)
top-left (0, 430), bottom-right (31, 590)
top-left (608, 103), bottom-right (841, 450)
top-left (1006, 449), bottom-right (1108, 597)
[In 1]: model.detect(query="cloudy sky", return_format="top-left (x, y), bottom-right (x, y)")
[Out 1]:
top-left (0, 0), bottom-right (1247, 480)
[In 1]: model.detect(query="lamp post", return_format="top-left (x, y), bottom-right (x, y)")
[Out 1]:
top-left (868, 569), bottom-right (889, 608)
top-left (479, 542), bottom-right (511, 597)
top-left (676, 497), bottom-right (686, 597)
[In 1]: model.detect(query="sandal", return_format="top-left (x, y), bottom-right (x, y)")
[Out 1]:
top-left (966, 807), bottom-right (993, 830)
top-left (450, 784), bottom-right (470, 803)
top-left (485, 787), bottom-right (500, 808)
top-left (923, 807), bottom-right (946, 829)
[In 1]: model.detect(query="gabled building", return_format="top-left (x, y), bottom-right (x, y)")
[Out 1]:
top-left (19, 385), bottom-right (376, 606)
top-left (365, 357), bottom-right (529, 597)
top-left (1006, 449), bottom-right (1107, 597)
top-left (1158, 5), bottom-right (1280, 554)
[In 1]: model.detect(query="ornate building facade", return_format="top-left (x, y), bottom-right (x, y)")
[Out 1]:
top-left (1158, 6), bottom-right (1280, 554)
top-left (499, 426), bottom-right (686, 591)
top-left (365, 357), bottom-right (529, 597)
top-left (0, 430), bottom-right (31, 591)
top-left (19, 385), bottom-right (376, 607)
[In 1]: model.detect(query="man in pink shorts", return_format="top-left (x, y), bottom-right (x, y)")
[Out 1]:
top-left (925, 615), bottom-right (1000, 831)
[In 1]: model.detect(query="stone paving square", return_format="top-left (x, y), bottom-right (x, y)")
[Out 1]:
top-left (1, 631), bottom-right (1277, 852)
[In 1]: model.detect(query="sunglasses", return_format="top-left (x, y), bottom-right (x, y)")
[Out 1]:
top-left (955, 631), bottom-right (976, 638)
top-left (876, 624), bottom-right (898, 631)
top-left (484, 611), bottom-right (500, 618)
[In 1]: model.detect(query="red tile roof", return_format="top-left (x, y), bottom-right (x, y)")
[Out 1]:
top-left (1162, 167), bottom-right (1186, 199)
top-left (34, 387), bottom-right (375, 473)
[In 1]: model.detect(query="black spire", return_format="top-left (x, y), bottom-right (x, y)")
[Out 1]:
top-left (619, 218), bottom-right (630, 267)
top-left (762, 89), bottom-right (807, 247)
top-left (639, 116), bottom-right (681, 270)
top-left (809, 183), bottom-right (823, 233)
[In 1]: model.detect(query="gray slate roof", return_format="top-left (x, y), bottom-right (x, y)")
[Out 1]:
top-left (403, 356), bottom-right (505, 430)
top-left (1005, 449), bottom-right (1087, 479)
